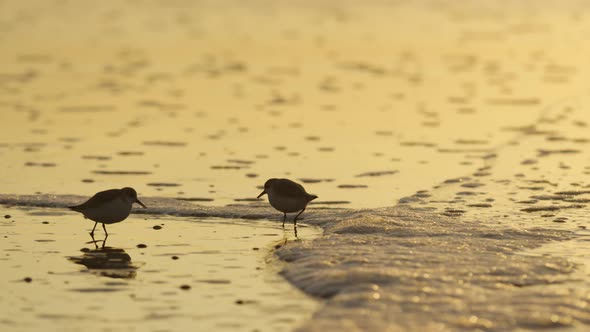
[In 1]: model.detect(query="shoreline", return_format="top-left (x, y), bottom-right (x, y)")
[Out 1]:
top-left (0, 193), bottom-right (349, 221)
top-left (2, 195), bottom-right (589, 330)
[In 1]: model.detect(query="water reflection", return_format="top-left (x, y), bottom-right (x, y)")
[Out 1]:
top-left (68, 246), bottom-right (137, 279)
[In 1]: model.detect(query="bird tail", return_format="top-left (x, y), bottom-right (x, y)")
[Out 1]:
top-left (68, 205), bottom-right (81, 212)
top-left (308, 194), bottom-right (318, 202)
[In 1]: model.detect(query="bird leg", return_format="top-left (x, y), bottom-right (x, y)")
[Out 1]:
top-left (102, 223), bottom-right (109, 239)
top-left (90, 222), bottom-right (98, 237)
top-left (293, 208), bottom-right (305, 225)
top-left (282, 213), bottom-right (287, 228)
top-left (293, 208), bottom-right (305, 238)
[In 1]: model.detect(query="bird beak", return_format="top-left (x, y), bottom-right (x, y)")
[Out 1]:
top-left (257, 190), bottom-right (266, 199)
top-left (135, 198), bottom-right (147, 208)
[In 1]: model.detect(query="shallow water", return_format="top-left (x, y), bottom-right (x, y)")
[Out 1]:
top-left (0, 0), bottom-right (565, 208)
top-left (0, 206), bottom-right (320, 331)
top-left (2, 0), bottom-right (590, 330)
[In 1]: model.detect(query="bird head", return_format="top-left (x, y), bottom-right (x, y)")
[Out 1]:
top-left (257, 178), bottom-right (278, 198)
top-left (121, 187), bottom-right (147, 208)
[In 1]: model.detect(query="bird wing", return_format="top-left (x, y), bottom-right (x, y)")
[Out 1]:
top-left (70, 188), bottom-right (121, 210)
top-left (275, 179), bottom-right (309, 198)
top-left (289, 180), bottom-right (317, 201)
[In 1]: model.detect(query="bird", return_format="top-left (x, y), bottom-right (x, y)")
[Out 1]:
top-left (69, 187), bottom-right (146, 239)
top-left (257, 178), bottom-right (317, 236)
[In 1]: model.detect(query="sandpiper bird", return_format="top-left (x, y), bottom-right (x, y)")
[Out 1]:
top-left (257, 178), bottom-right (318, 235)
top-left (69, 187), bottom-right (146, 238)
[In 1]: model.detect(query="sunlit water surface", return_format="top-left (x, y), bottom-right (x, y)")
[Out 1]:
top-left (2, 0), bottom-right (590, 330)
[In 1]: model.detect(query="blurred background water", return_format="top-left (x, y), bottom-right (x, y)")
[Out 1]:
top-left (3, 0), bottom-right (586, 209)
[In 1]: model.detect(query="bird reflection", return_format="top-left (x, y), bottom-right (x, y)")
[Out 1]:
top-left (68, 246), bottom-right (137, 279)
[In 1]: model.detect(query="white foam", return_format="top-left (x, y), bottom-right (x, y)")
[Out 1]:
top-left (277, 207), bottom-right (586, 331)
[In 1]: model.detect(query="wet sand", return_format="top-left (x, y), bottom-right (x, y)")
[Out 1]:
top-left (0, 206), bottom-right (320, 331)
